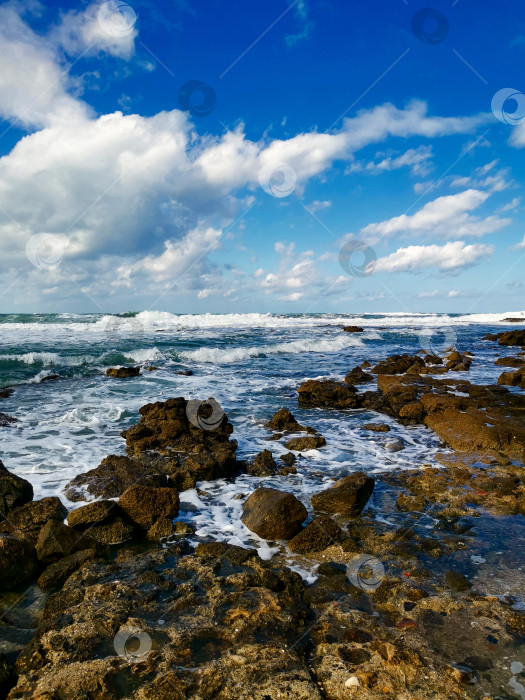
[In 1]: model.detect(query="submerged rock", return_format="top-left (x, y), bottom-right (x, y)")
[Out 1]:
top-left (363, 422), bottom-right (390, 432)
top-left (284, 436), bottom-right (326, 451)
top-left (106, 366), bottom-right (141, 378)
top-left (342, 326), bottom-right (364, 333)
top-left (241, 487), bottom-right (307, 540)
top-left (311, 473), bottom-right (374, 516)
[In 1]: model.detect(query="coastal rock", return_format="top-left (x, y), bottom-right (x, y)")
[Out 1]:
top-left (280, 452), bottom-right (297, 466)
top-left (37, 548), bottom-right (97, 590)
top-left (265, 408), bottom-right (306, 432)
top-left (342, 326), bottom-right (364, 333)
top-left (396, 493), bottom-right (427, 512)
top-left (298, 380), bottom-right (359, 409)
top-left (89, 518), bottom-right (135, 545)
top-left (424, 354), bottom-right (442, 365)
top-left (146, 516), bottom-right (176, 540)
top-left (0, 497), bottom-right (67, 544)
top-left (384, 438), bottom-right (405, 452)
top-left (35, 520), bottom-right (91, 563)
top-left (176, 369), bottom-right (193, 376)
top-left (117, 485), bottom-right (180, 529)
top-left (311, 473), bottom-right (374, 516)
top-left (122, 397), bottom-right (238, 489)
top-left (284, 436), bottom-right (326, 451)
top-left (241, 488), bottom-right (307, 540)
top-left (67, 500), bottom-right (119, 529)
top-left (0, 388), bottom-right (14, 399)
top-left (495, 356), bottom-right (525, 367)
top-left (398, 402), bottom-right (424, 421)
top-left (288, 516), bottom-right (341, 553)
top-left (247, 449), bottom-right (278, 477)
top-left (106, 366), bottom-right (141, 378)
top-left (498, 330), bottom-right (525, 346)
top-left (498, 368), bottom-right (524, 387)
top-left (363, 423), bottom-right (390, 432)
top-left (0, 535), bottom-right (38, 591)
top-left (372, 354), bottom-right (424, 375)
top-left (0, 461), bottom-right (33, 516)
top-left (64, 454), bottom-right (175, 501)
top-left (40, 374), bottom-right (59, 383)
top-left (0, 413), bottom-right (17, 427)
top-left (344, 367), bottom-right (373, 386)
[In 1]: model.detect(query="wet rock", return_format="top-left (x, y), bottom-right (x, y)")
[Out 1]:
top-left (0, 388), bottom-right (14, 399)
top-left (384, 438), bottom-right (405, 452)
top-left (298, 380), bottom-right (360, 409)
top-left (288, 516), bottom-right (341, 553)
top-left (498, 330), bottom-right (525, 346)
top-left (0, 461), bottom-right (33, 516)
top-left (372, 354), bottom-right (424, 375)
top-left (122, 397), bottom-right (238, 490)
top-left (241, 487), bottom-right (307, 540)
top-left (67, 500), bottom-right (119, 529)
top-left (280, 452), bottom-right (297, 466)
top-left (311, 473), bottom-right (374, 516)
top-left (265, 408), bottom-right (306, 432)
top-left (88, 517), bottom-right (135, 545)
top-left (445, 571), bottom-right (472, 592)
top-left (106, 366), bottom-right (141, 378)
top-left (363, 422), bottom-right (390, 432)
top-left (147, 366), bottom-right (157, 371)
top-left (342, 326), bottom-right (363, 333)
top-left (0, 653), bottom-right (14, 696)
top-left (0, 535), bottom-right (38, 591)
top-left (495, 356), bottom-right (525, 367)
top-left (176, 369), bottom-right (193, 376)
top-left (118, 485), bottom-right (180, 529)
top-left (284, 436), bottom-right (326, 451)
top-left (344, 367), bottom-right (373, 386)
top-left (396, 493), bottom-right (427, 512)
top-left (64, 454), bottom-right (175, 501)
top-left (398, 402), bottom-right (424, 421)
top-left (0, 497), bottom-right (67, 544)
top-left (424, 354), bottom-right (442, 365)
top-left (247, 449), bottom-right (278, 477)
top-left (35, 521), bottom-right (90, 563)
top-left (37, 549), bottom-right (97, 590)
top-left (40, 374), bottom-right (59, 383)
top-left (498, 368), bottom-right (524, 387)
top-left (0, 413), bottom-right (17, 427)
top-left (147, 516), bottom-right (176, 540)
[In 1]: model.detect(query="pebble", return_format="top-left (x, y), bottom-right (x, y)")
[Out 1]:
top-left (345, 676), bottom-right (360, 688)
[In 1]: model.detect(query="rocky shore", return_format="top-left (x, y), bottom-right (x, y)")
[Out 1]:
top-left (1, 330), bottom-right (525, 699)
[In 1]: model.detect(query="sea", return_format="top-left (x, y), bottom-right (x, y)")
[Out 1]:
top-left (1, 310), bottom-right (524, 582)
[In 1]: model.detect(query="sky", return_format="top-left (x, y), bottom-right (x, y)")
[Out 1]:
top-left (0, 0), bottom-right (524, 315)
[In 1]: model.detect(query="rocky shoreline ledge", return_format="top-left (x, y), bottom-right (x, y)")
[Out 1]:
top-left (0, 330), bottom-right (524, 699)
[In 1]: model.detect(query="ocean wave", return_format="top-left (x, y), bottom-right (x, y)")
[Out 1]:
top-left (179, 335), bottom-right (364, 364)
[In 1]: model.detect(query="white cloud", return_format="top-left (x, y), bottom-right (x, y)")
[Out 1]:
top-left (349, 145), bottom-right (433, 177)
top-left (447, 290), bottom-right (459, 297)
top-left (510, 234), bottom-right (525, 250)
top-left (360, 189), bottom-right (510, 242)
top-left (418, 289), bottom-right (440, 298)
top-left (372, 241), bottom-right (493, 273)
top-left (305, 200), bottom-right (332, 214)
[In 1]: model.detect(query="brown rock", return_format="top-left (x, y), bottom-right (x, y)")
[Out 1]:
top-left (363, 423), bottom-right (390, 432)
top-left (284, 436), bottom-right (326, 451)
top-left (118, 485), bottom-right (180, 529)
top-left (89, 517), bottom-right (135, 544)
top-left (298, 380), bottom-right (359, 409)
top-left (398, 402), bottom-right (424, 421)
top-left (37, 549), bottom-right (97, 590)
top-left (495, 356), bottom-right (525, 368)
top-left (396, 494), bottom-right (427, 512)
top-left (288, 516), bottom-right (341, 553)
top-left (241, 488), bottom-right (307, 540)
top-left (265, 408), bottom-right (306, 432)
top-left (147, 517), bottom-right (176, 541)
top-left (497, 369), bottom-right (524, 387)
top-left (345, 367), bottom-right (373, 386)
top-left (0, 460), bottom-right (33, 516)
top-left (0, 497), bottom-right (67, 543)
top-left (342, 326), bottom-right (364, 333)
top-left (280, 452), bottom-right (297, 466)
top-left (106, 366), bottom-right (141, 378)
top-left (498, 330), bottom-right (525, 346)
top-left (67, 500), bottom-right (119, 529)
top-left (311, 473), bottom-right (374, 516)
top-left (0, 535), bottom-right (38, 591)
top-left (35, 520), bottom-right (89, 563)
top-left (247, 449), bottom-right (278, 476)
top-left (372, 354), bottom-right (424, 375)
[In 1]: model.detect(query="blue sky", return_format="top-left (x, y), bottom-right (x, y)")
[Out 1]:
top-left (0, 0), bottom-right (524, 314)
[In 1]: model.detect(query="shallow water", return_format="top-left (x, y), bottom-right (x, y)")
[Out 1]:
top-left (1, 310), bottom-right (524, 578)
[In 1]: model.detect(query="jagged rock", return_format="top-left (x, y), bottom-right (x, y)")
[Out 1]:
top-left (398, 402), bottom-right (424, 421)
top-left (118, 485), bottom-right (180, 529)
top-left (384, 438), bottom-right (405, 452)
top-left (37, 549), bottom-right (97, 590)
top-left (68, 500), bottom-right (120, 529)
top-left (247, 450), bottom-right (278, 477)
top-left (241, 488), bottom-right (307, 540)
top-left (363, 423), bottom-right (390, 432)
top-left (495, 356), bottom-right (525, 367)
top-left (344, 367), bottom-right (373, 386)
top-left (298, 380), bottom-right (360, 409)
top-left (0, 497), bottom-right (67, 545)
top-left (396, 494), bottom-right (427, 512)
top-left (176, 369), bottom-right (193, 376)
top-left (372, 354), bottom-right (424, 375)
top-left (35, 521), bottom-right (93, 564)
top-left (445, 571), bottom-right (471, 591)
top-left (498, 330), bottom-right (525, 346)
top-left (0, 388), bottom-right (14, 399)
top-left (0, 460), bottom-right (33, 516)
top-left (342, 326), bottom-right (364, 333)
top-left (40, 374), bottom-right (59, 383)
top-left (106, 366), bottom-right (141, 378)
top-left (0, 535), bottom-right (38, 591)
top-left (311, 473), bottom-right (374, 516)
top-left (64, 454), bottom-right (175, 501)
top-left (498, 369), bottom-right (524, 387)
top-left (121, 397), bottom-right (238, 490)
top-left (0, 413), bottom-right (17, 427)
top-left (89, 518), bottom-right (135, 545)
top-left (284, 436), bottom-right (326, 451)
top-left (288, 516), bottom-right (341, 553)
top-left (265, 408), bottom-right (306, 432)
top-left (281, 453), bottom-right (297, 468)
top-left (424, 354), bottom-right (442, 365)
top-left (147, 516), bottom-right (176, 540)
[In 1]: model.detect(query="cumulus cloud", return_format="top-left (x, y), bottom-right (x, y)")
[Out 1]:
top-left (360, 189), bottom-right (510, 242)
top-left (372, 241), bottom-right (494, 273)
top-left (348, 145), bottom-right (433, 177)
top-left (510, 234), bottom-right (525, 250)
